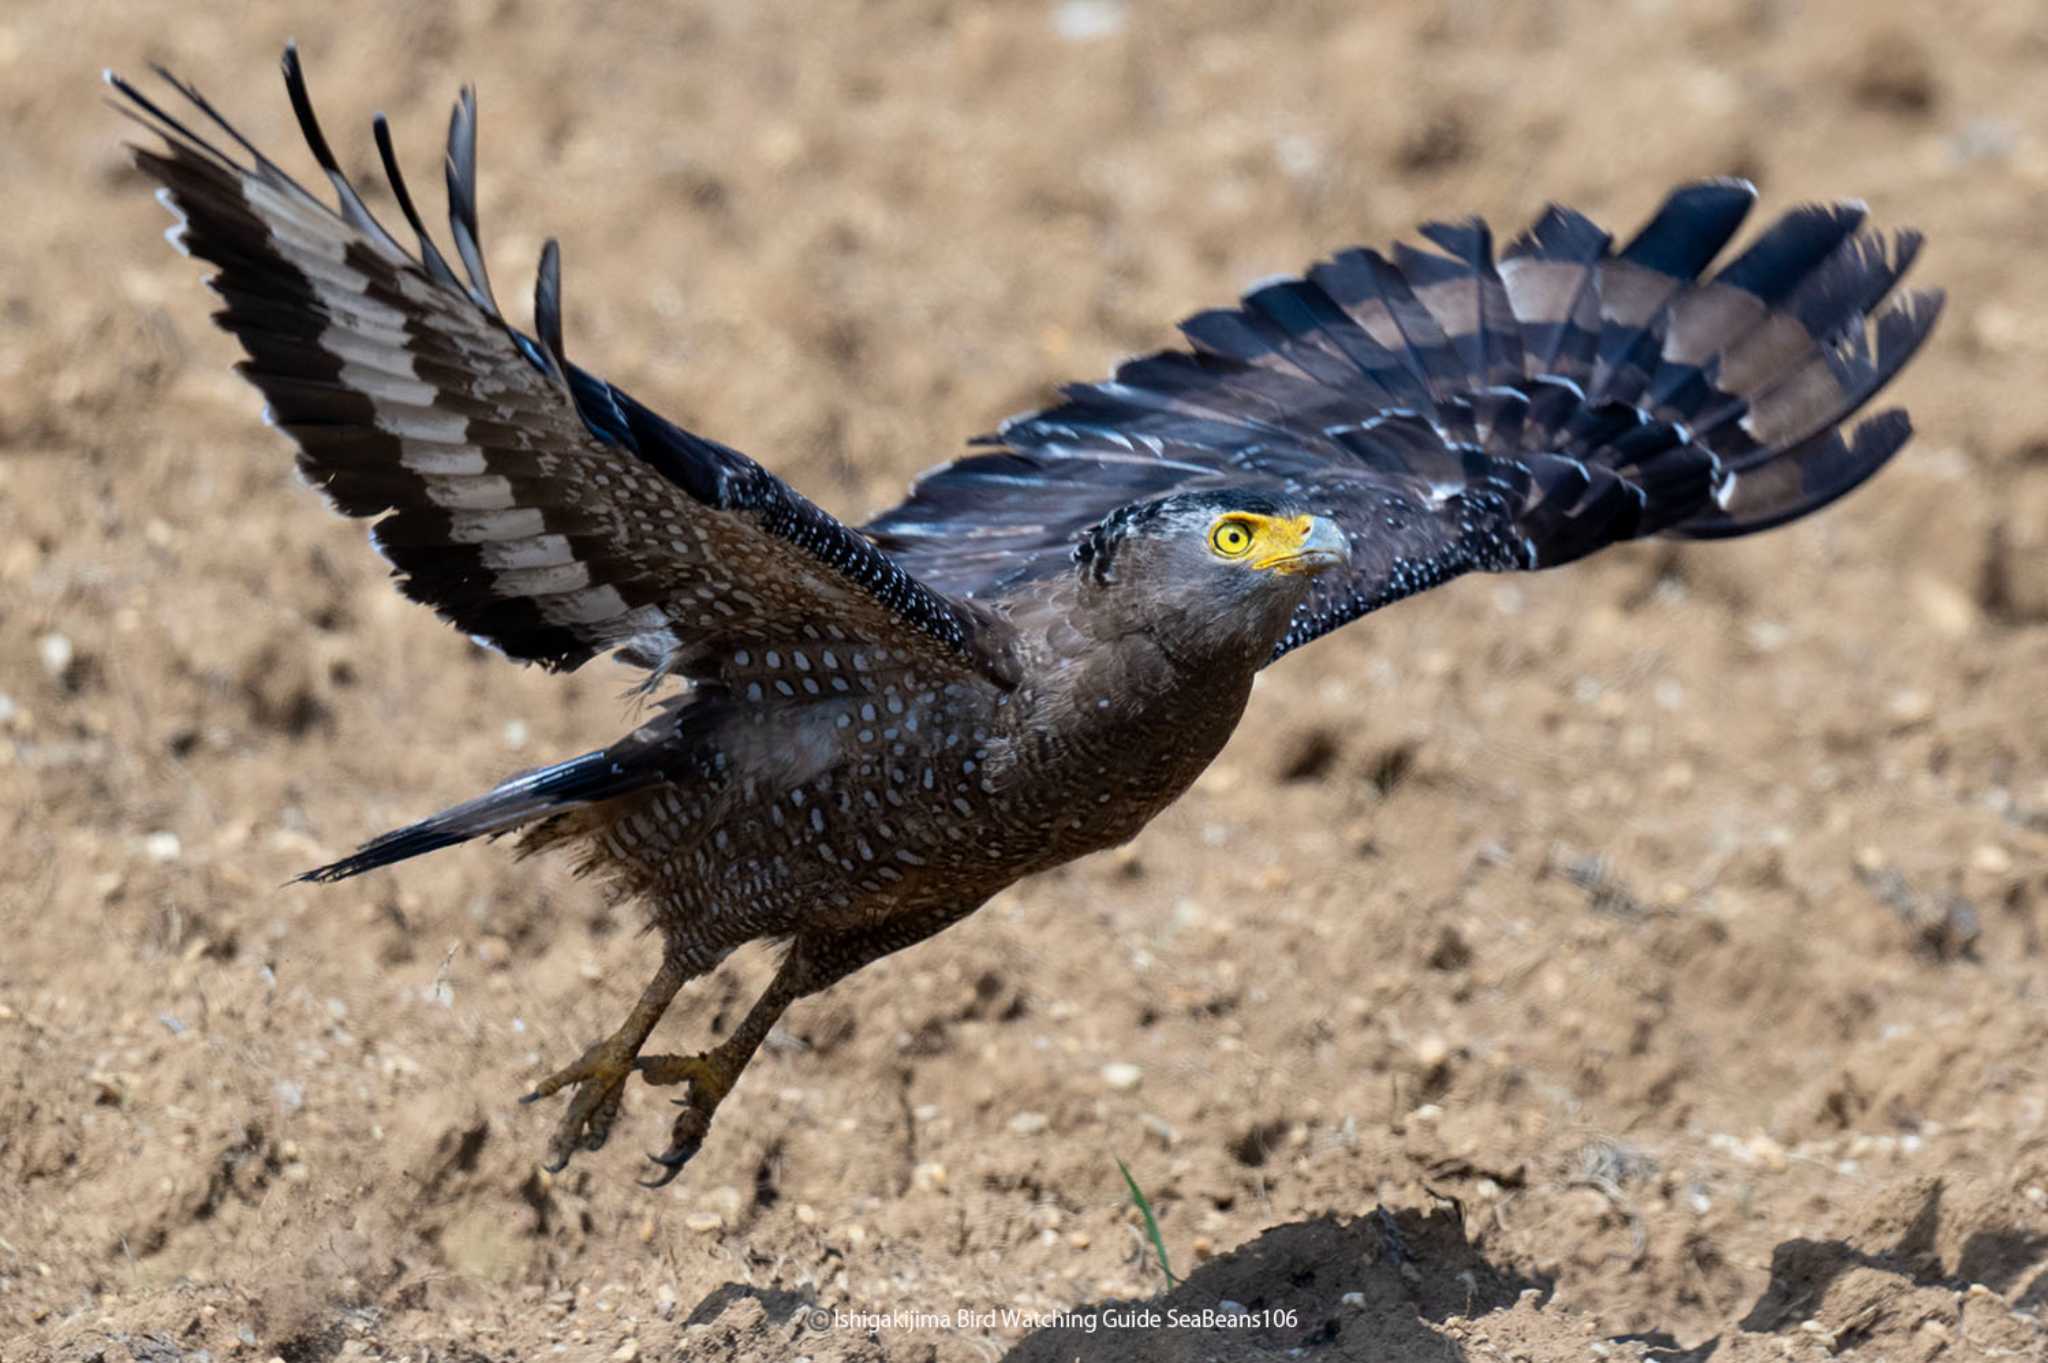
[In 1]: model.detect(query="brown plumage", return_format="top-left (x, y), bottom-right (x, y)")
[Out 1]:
top-left (112, 48), bottom-right (1942, 1181)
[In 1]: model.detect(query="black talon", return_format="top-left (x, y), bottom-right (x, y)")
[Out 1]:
top-left (640, 1138), bottom-right (700, 1189)
top-left (652, 1135), bottom-right (700, 1167)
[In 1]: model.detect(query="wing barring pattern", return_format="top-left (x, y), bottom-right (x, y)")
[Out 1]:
top-left (109, 47), bottom-right (1017, 689)
top-left (865, 180), bottom-right (1941, 661)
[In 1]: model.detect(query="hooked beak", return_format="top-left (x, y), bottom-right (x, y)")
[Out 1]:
top-left (1254, 515), bottom-right (1350, 577)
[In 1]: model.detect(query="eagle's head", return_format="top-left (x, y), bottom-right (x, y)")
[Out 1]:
top-left (1074, 489), bottom-right (1350, 668)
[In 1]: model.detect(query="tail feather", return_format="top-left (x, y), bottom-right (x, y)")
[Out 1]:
top-left (297, 748), bottom-right (659, 883)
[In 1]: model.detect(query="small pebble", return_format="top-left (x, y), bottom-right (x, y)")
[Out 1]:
top-left (1912, 576), bottom-right (1978, 639)
top-left (144, 831), bottom-right (182, 863)
top-left (1053, 0), bottom-right (1127, 43)
top-left (683, 1211), bottom-right (722, 1234)
top-left (1102, 1062), bottom-right (1143, 1091)
top-left (1746, 1133), bottom-right (1789, 1172)
top-left (37, 632), bottom-right (74, 681)
top-left (610, 1341), bottom-right (640, 1362)
top-left (1887, 688), bottom-right (1934, 725)
top-left (1009, 1111), bottom-right (1049, 1136)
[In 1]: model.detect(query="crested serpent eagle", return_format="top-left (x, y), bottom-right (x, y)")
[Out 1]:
top-left (110, 48), bottom-right (1943, 1182)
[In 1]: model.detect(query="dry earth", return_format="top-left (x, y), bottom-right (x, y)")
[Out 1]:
top-left (6, 2), bottom-right (2048, 1360)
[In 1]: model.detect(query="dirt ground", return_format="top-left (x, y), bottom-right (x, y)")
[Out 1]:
top-left (5, 1), bottom-right (2048, 1359)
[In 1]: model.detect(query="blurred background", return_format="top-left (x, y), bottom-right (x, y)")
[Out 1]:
top-left (3, 2), bottom-right (2045, 1359)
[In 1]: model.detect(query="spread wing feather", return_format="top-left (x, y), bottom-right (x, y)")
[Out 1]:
top-left (865, 179), bottom-right (1942, 661)
top-left (111, 48), bottom-right (1013, 690)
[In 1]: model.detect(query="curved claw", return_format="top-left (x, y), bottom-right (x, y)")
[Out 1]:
top-left (639, 1158), bottom-right (684, 1190)
top-left (640, 1129), bottom-right (705, 1188)
top-left (640, 1119), bottom-right (707, 1189)
top-left (655, 1132), bottom-right (703, 1165)
top-left (525, 1036), bottom-right (640, 1172)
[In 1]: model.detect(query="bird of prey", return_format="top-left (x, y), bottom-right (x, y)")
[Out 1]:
top-left (110, 48), bottom-right (1942, 1183)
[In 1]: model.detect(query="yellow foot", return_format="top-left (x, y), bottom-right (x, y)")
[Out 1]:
top-left (633, 1050), bottom-right (740, 1187)
top-left (521, 1035), bottom-right (642, 1173)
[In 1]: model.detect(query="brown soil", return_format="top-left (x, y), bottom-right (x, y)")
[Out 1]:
top-left (6, 2), bottom-right (2048, 1360)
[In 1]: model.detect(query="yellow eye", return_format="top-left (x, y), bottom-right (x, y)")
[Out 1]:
top-left (1210, 518), bottom-right (1256, 557)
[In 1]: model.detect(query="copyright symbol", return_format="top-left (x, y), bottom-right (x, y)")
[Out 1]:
top-left (803, 1306), bottom-right (833, 1333)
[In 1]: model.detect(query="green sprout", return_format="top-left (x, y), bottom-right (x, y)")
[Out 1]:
top-left (1115, 1155), bottom-right (1179, 1290)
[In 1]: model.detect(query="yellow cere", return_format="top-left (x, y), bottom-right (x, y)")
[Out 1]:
top-left (1206, 512), bottom-right (1315, 569)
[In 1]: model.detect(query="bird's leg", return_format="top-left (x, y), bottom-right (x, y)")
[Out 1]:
top-left (636, 902), bottom-right (979, 1186)
top-left (522, 950), bottom-right (693, 1172)
top-left (633, 949), bottom-right (815, 1186)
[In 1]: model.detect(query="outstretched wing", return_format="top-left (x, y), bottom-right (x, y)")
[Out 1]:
top-left (111, 48), bottom-right (1015, 690)
top-left (864, 180), bottom-right (1942, 661)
